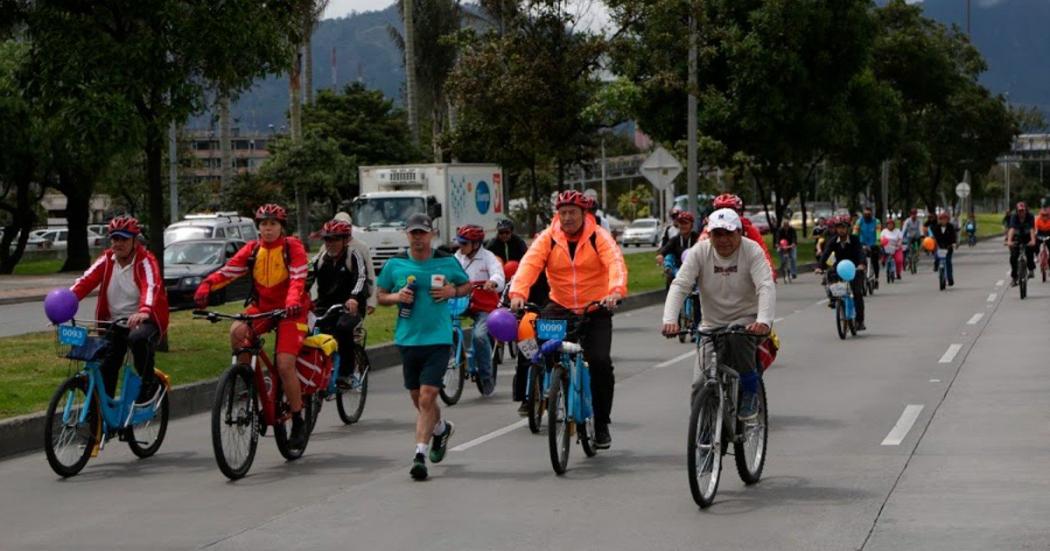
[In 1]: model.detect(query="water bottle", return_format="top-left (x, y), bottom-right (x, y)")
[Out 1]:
top-left (398, 276), bottom-right (417, 319)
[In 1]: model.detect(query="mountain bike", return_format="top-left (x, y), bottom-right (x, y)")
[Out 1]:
top-left (45, 319), bottom-right (171, 477)
top-left (677, 326), bottom-right (769, 509)
top-left (311, 305), bottom-right (370, 425)
top-left (440, 296), bottom-right (497, 405)
top-left (196, 309), bottom-right (332, 480)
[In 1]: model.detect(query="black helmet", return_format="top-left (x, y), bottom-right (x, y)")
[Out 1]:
top-left (497, 219), bottom-right (514, 231)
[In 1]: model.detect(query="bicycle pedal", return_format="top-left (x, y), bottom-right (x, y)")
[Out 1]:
top-left (568, 422), bottom-right (576, 437)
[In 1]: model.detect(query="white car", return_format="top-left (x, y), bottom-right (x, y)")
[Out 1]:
top-left (620, 218), bottom-right (661, 247)
top-left (30, 227), bottom-right (107, 251)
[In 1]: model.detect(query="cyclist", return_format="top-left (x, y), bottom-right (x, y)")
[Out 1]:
top-left (583, 188), bottom-right (612, 232)
top-left (879, 218), bottom-right (904, 280)
top-left (1036, 203), bottom-right (1050, 267)
top-left (656, 211), bottom-right (700, 287)
top-left (334, 211), bottom-right (377, 315)
top-left (964, 215), bottom-right (978, 245)
top-left (1006, 202), bottom-right (1037, 286)
top-left (510, 190), bottom-right (627, 449)
top-left (375, 213), bottom-right (471, 481)
top-left (929, 211), bottom-right (957, 286)
top-left (486, 219), bottom-right (528, 263)
top-left (775, 219), bottom-right (798, 279)
top-left (817, 216), bottom-right (867, 331)
top-left (194, 203), bottom-right (312, 449)
top-left (660, 208), bottom-right (774, 420)
top-left (853, 206), bottom-right (881, 280)
top-left (660, 208), bottom-right (682, 249)
top-left (70, 215), bottom-right (169, 403)
top-left (307, 219), bottom-right (370, 388)
top-left (902, 209), bottom-right (924, 263)
top-left (701, 193), bottom-right (776, 278)
top-left (453, 224), bottom-right (506, 396)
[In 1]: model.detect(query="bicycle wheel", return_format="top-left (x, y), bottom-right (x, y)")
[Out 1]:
top-left (835, 301), bottom-right (847, 340)
top-left (1019, 262), bottom-right (1027, 299)
top-left (526, 364), bottom-right (545, 434)
top-left (508, 341), bottom-right (518, 360)
top-left (734, 380), bottom-right (768, 484)
top-left (44, 376), bottom-right (99, 478)
top-left (273, 385), bottom-right (312, 461)
top-left (211, 364), bottom-right (258, 480)
top-left (909, 250), bottom-right (918, 274)
top-left (336, 346), bottom-right (369, 424)
top-left (440, 332), bottom-right (467, 405)
top-left (306, 393), bottom-right (323, 434)
top-left (687, 385), bottom-right (724, 509)
top-left (547, 367), bottom-right (571, 475)
top-left (127, 390), bottom-right (169, 458)
top-left (939, 266), bottom-right (946, 291)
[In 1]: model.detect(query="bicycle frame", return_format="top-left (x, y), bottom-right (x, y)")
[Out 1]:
top-left (70, 361), bottom-right (164, 444)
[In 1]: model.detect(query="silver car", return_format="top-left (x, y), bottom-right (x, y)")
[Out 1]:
top-left (620, 217), bottom-right (661, 247)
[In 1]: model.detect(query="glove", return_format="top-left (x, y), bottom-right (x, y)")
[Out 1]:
top-left (194, 284), bottom-right (211, 309)
top-left (285, 302), bottom-right (302, 317)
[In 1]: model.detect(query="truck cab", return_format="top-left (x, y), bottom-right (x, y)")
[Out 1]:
top-left (350, 191), bottom-right (442, 269)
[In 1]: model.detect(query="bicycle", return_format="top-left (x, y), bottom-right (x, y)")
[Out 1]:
top-left (677, 290), bottom-right (700, 343)
top-left (936, 247), bottom-right (950, 291)
top-left (967, 230), bottom-right (977, 247)
top-left (440, 296), bottom-right (498, 405)
top-left (1038, 236), bottom-right (1049, 283)
top-left (311, 305), bottom-right (371, 425)
top-left (827, 277), bottom-right (858, 339)
top-left (514, 302), bottom-right (549, 434)
top-left (884, 250), bottom-right (897, 284)
top-left (1010, 243), bottom-right (1029, 299)
top-left (196, 308), bottom-right (331, 480)
top-left (907, 239), bottom-right (920, 274)
top-left (45, 319), bottom-right (171, 477)
top-left (864, 250), bottom-right (879, 296)
top-left (535, 301), bottom-right (609, 475)
top-left (676, 326), bottom-right (768, 509)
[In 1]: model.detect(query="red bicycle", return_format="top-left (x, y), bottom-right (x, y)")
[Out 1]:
top-left (196, 309), bottom-right (333, 480)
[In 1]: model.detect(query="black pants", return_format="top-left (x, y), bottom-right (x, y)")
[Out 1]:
top-left (315, 311), bottom-right (361, 376)
top-left (99, 320), bottom-right (159, 398)
top-left (1010, 243), bottom-right (1036, 280)
top-left (541, 303), bottom-right (615, 426)
top-left (867, 246), bottom-right (881, 278)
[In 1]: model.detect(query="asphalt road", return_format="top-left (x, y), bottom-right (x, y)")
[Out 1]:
top-left (1, 240), bottom-right (1048, 550)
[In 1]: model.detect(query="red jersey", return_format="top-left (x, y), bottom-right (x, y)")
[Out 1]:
top-left (204, 236), bottom-right (310, 310)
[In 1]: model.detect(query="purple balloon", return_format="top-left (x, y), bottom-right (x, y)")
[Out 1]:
top-left (44, 288), bottom-right (79, 324)
top-left (487, 308), bottom-right (519, 343)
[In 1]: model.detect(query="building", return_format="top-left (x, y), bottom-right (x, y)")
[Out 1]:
top-left (40, 192), bottom-right (113, 227)
top-left (182, 129), bottom-right (277, 185)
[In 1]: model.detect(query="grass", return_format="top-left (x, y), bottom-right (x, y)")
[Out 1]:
top-left (12, 258), bottom-right (64, 276)
top-left (624, 250), bottom-right (665, 293)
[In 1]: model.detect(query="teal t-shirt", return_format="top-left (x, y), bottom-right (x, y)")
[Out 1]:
top-left (376, 250), bottom-right (469, 346)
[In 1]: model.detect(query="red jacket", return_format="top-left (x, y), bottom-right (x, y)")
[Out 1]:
top-left (71, 244), bottom-right (170, 334)
top-left (203, 236), bottom-right (310, 310)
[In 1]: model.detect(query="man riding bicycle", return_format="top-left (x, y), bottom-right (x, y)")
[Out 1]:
top-left (307, 219), bottom-right (370, 388)
top-left (510, 190), bottom-right (627, 449)
top-left (1006, 202), bottom-right (1037, 286)
top-left (1034, 202), bottom-right (1050, 264)
top-left (70, 216), bottom-right (169, 404)
top-left (486, 219), bottom-right (528, 263)
top-left (660, 208), bottom-right (774, 420)
top-left (902, 209), bottom-right (923, 262)
top-left (930, 212), bottom-right (958, 286)
top-left (656, 211), bottom-right (699, 287)
top-left (454, 224), bottom-right (506, 396)
top-left (817, 216), bottom-right (867, 331)
top-left (854, 206), bottom-right (881, 280)
top-left (194, 203), bottom-right (312, 449)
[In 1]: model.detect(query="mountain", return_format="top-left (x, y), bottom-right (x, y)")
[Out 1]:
top-left (196, 0), bottom-right (1049, 132)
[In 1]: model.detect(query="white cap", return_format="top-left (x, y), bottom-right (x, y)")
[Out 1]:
top-left (706, 208), bottom-right (742, 232)
top-left (334, 211), bottom-right (351, 223)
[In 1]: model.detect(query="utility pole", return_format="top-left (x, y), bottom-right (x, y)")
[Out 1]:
top-left (881, 160), bottom-right (889, 221)
top-left (686, 3), bottom-right (698, 220)
top-left (168, 121), bottom-right (179, 221)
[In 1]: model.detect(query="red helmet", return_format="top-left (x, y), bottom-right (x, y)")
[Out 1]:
top-left (1016, 201), bottom-right (1028, 211)
top-left (832, 215), bottom-right (850, 227)
top-left (555, 190), bottom-right (589, 211)
top-left (254, 203), bottom-right (287, 223)
top-left (503, 260), bottom-right (519, 280)
top-left (713, 193), bottom-right (744, 212)
top-left (320, 219), bottom-right (351, 238)
top-left (107, 215), bottom-right (141, 237)
top-left (676, 211), bottom-right (695, 225)
top-left (456, 224), bottom-right (485, 243)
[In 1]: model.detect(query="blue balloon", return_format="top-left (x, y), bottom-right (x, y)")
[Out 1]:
top-left (836, 260), bottom-right (857, 282)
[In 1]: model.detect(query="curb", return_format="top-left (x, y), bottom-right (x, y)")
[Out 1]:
top-left (0, 290), bottom-right (96, 307)
top-left (0, 289), bottom-right (667, 460)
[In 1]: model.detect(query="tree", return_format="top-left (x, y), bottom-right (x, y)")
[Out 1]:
top-left (258, 130), bottom-right (352, 231)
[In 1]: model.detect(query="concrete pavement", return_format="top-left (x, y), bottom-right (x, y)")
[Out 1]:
top-left (0, 239), bottom-right (1047, 550)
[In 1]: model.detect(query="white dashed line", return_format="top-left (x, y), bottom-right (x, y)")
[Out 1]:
top-left (930, 379), bottom-right (941, 383)
top-left (451, 420), bottom-right (527, 452)
top-left (987, 293), bottom-right (997, 302)
top-left (939, 344), bottom-right (963, 364)
top-left (773, 318), bottom-right (784, 323)
top-left (654, 350), bottom-right (697, 369)
top-left (881, 405), bottom-right (924, 446)
top-left (814, 299), bottom-right (828, 306)
top-left (995, 280), bottom-right (1004, 287)
top-left (967, 313), bottom-right (984, 325)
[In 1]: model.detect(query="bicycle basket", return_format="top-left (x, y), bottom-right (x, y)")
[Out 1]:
top-left (828, 282), bottom-right (849, 298)
top-left (64, 336), bottom-right (109, 362)
top-left (447, 296), bottom-right (470, 317)
top-left (55, 322), bottom-right (109, 361)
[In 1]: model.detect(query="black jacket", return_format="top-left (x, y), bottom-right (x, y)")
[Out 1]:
top-left (309, 248), bottom-right (370, 313)
top-left (486, 234), bottom-right (529, 263)
top-left (930, 223), bottom-right (957, 249)
top-left (658, 231), bottom-right (699, 262)
top-left (818, 234), bottom-right (866, 269)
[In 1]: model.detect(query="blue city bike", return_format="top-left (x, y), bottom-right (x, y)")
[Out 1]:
top-left (44, 319), bottom-right (171, 478)
top-left (440, 296), bottom-right (498, 405)
top-left (664, 257), bottom-right (701, 343)
top-left (936, 247), bottom-right (950, 292)
top-left (828, 278), bottom-right (858, 339)
top-left (535, 301), bottom-right (609, 475)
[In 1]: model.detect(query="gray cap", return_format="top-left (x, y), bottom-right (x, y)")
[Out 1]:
top-left (405, 213), bottom-right (433, 232)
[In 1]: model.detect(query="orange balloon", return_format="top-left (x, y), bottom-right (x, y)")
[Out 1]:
top-left (518, 311), bottom-right (538, 341)
top-left (922, 236), bottom-right (936, 252)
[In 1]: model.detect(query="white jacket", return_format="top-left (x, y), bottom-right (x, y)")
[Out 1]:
top-left (455, 247), bottom-right (506, 292)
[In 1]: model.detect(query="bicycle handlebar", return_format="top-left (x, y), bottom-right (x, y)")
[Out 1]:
top-left (663, 324), bottom-right (767, 341)
top-left (193, 309), bottom-right (286, 324)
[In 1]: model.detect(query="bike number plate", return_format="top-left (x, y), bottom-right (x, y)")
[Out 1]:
top-left (937, 248), bottom-right (948, 258)
top-left (57, 325), bottom-right (88, 346)
top-left (518, 338), bottom-right (539, 359)
top-left (536, 319), bottom-right (567, 341)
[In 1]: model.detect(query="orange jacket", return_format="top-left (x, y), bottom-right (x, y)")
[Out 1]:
top-left (510, 214), bottom-right (628, 312)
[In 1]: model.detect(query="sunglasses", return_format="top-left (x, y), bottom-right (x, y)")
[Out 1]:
top-left (498, 230), bottom-right (511, 235)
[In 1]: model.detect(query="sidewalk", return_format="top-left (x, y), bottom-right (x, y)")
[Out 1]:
top-left (0, 274), bottom-right (85, 305)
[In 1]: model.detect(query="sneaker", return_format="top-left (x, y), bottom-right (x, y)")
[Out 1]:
top-left (517, 402), bottom-right (529, 417)
top-left (335, 375), bottom-right (353, 391)
top-left (1011, 279), bottom-right (1018, 287)
top-left (855, 322), bottom-right (867, 331)
top-left (594, 422), bottom-right (612, 450)
top-left (738, 391), bottom-right (758, 421)
top-left (410, 453), bottom-right (428, 480)
top-left (429, 420), bottom-right (454, 463)
top-left (289, 412), bottom-right (306, 449)
top-left (135, 377), bottom-right (159, 405)
top-left (1028, 272), bottom-right (1035, 279)
top-left (480, 377), bottom-right (495, 396)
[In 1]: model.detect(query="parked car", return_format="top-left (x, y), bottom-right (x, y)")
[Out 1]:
top-left (163, 238), bottom-right (249, 308)
top-left (164, 212), bottom-right (258, 246)
top-left (747, 212), bottom-right (776, 234)
top-left (11, 229), bottom-right (54, 250)
top-left (620, 217), bottom-right (661, 247)
top-left (31, 227), bottom-right (107, 250)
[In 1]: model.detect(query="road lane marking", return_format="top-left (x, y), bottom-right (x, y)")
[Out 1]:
top-left (773, 317), bottom-right (784, 323)
top-left (450, 419), bottom-right (528, 452)
top-left (654, 350), bottom-right (696, 369)
top-left (987, 293), bottom-right (997, 302)
top-left (967, 313), bottom-right (983, 325)
top-left (996, 279), bottom-right (1004, 287)
top-left (939, 344), bottom-right (962, 364)
top-left (881, 405), bottom-right (924, 446)
top-left (930, 379), bottom-right (941, 383)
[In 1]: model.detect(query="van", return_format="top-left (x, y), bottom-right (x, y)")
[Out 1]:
top-left (164, 212), bottom-right (259, 246)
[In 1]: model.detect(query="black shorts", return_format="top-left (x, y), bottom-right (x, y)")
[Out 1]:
top-left (398, 344), bottom-right (451, 390)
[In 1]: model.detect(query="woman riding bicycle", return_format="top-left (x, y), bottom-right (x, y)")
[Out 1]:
top-left (879, 219), bottom-right (904, 280)
top-left (194, 203), bottom-right (312, 449)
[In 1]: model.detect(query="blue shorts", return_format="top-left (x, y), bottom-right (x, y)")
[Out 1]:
top-left (398, 345), bottom-right (451, 390)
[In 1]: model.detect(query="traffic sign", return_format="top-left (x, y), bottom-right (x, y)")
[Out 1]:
top-left (956, 182), bottom-right (971, 198)
top-left (640, 146), bottom-right (682, 191)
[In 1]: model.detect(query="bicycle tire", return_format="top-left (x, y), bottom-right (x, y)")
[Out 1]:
top-left (579, 417), bottom-right (598, 458)
top-left (1020, 269), bottom-right (1027, 299)
top-left (306, 393), bottom-right (323, 434)
top-left (210, 364), bottom-right (258, 480)
top-left (526, 364), bottom-right (545, 434)
top-left (939, 266), bottom-right (946, 291)
top-left (547, 367), bottom-right (571, 475)
top-left (44, 376), bottom-right (99, 478)
top-left (687, 385), bottom-right (723, 509)
top-left (336, 346), bottom-right (369, 424)
top-left (273, 385), bottom-right (311, 461)
top-left (440, 331), bottom-right (467, 405)
top-left (127, 390), bottom-right (169, 458)
top-left (734, 380), bottom-right (768, 484)
top-left (835, 301), bottom-right (847, 340)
